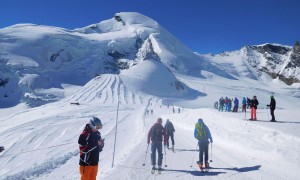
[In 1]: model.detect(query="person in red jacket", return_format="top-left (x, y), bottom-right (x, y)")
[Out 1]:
top-left (147, 117), bottom-right (167, 171)
top-left (78, 116), bottom-right (104, 180)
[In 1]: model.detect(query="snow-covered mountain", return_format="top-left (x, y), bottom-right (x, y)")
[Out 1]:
top-left (0, 12), bottom-right (300, 180)
top-left (0, 12), bottom-right (236, 108)
top-left (199, 43), bottom-right (300, 85)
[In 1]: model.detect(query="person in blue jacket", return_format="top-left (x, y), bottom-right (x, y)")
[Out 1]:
top-left (194, 118), bottom-right (213, 170)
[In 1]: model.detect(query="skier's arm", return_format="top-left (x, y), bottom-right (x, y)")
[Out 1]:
top-left (194, 128), bottom-right (197, 139)
top-left (205, 126), bottom-right (213, 143)
top-left (98, 133), bottom-right (104, 152)
top-left (78, 133), bottom-right (88, 152)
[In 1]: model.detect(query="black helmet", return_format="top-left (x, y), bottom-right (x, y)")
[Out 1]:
top-left (89, 116), bottom-right (102, 129)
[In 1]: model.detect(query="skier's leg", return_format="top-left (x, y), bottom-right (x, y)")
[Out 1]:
top-left (166, 134), bottom-right (170, 147)
top-left (271, 109), bottom-right (275, 120)
top-left (250, 108), bottom-right (254, 120)
top-left (90, 165), bottom-right (98, 180)
top-left (253, 108), bottom-right (257, 120)
top-left (199, 142), bottom-right (204, 164)
top-left (171, 133), bottom-right (175, 146)
top-left (80, 166), bottom-right (92, 180)
top-left (151, 143), bottom-right (156, 166)
top-left (204, 142), bottom-right (209, 163)
top-left (157, 143), bottom-right (163, 167)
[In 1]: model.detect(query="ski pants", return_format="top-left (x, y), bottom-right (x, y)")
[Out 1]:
top-left (166, 133), bottom-right (175, 146)
top-left (251, 107), bottom-right (257, 120)
top-left (270, 109), bottom-right (275, 121)
top-left (225, 104), bottom-right (229, 111)
top-left (219, 104), bottom-right (224, 111)
top-left (151, 142), bottom-right (163, 166)
top-left (242, 104), bottom-right (246, 112)
top-left (198, 141), bottom-right (209, 164)
top-left (79, 165), bottom-right (98, 180)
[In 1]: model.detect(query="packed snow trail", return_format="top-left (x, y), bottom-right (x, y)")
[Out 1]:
top-left (102, 102), bottom-right (300, 180)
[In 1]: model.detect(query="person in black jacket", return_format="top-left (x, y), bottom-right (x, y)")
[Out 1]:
top-left (267, 95), bottom-right (276, 122)
top-left (78, 116), bottom-right (104, 180)
top-left (249, 96), bottom-right (259, 121)
top-left (164, 119), bottom-right (175, 150)
top-left (147, 118), bottom-right (166, 171)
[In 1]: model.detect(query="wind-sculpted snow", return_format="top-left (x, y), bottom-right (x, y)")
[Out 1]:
top-left (63, 74), bottom-right (146, 104)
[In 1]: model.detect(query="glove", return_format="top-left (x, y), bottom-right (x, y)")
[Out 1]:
top-left (98, 139), bottom-right (105, 152)
top-left (98, 139), bottom-right (105, 147)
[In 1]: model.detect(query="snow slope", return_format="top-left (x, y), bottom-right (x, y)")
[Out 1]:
top-left (0, 71), bottom-right (299, 180)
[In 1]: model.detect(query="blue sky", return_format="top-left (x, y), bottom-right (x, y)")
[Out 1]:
top-left (1, 0), bottom-right (299, 54)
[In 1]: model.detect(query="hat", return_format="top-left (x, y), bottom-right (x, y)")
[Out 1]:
top-left (270, 95), bottom-right (274, 99)
top-left (89, 116), bottom-right (102, 129)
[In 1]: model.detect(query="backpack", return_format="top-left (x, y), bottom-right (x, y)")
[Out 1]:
top-left (195, 123), bottom-right (207, 141)
top-left (151, 124), bottom-right (164, 142)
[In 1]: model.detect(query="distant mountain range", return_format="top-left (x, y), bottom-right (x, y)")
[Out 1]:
top-left (0, 12), bottom-right (299, 108)
top-left (199, 43), bottom-right (300, 85)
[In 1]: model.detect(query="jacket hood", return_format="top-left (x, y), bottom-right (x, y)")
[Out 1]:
top-left (197, 118), bottom-right (204, 124)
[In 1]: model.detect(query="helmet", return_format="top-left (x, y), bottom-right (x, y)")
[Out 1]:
top-left (89, 116), bottom-right (102, 129)
top-left (270, 95), bottom-right (274, 99)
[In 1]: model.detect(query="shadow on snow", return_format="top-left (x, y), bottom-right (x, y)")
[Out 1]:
top-left (210, 165), bottom-right (261, 172)
top-left (162, 168), bottom-right (225, 177)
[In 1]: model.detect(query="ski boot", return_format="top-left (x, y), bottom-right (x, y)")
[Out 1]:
top-left (205, 162), bottom-right (210, 172)
top-left (196, 161), bottom-right (204, 172)
top-left (171, 145), bottom-right (175, 152)
top-left (158, 166), bottom-right (162, 174)
top-left (151, 166), bottom-right (156, 174)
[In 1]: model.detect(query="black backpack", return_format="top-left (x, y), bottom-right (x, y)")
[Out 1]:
top-left (151, 124), bottom-right (164, 142)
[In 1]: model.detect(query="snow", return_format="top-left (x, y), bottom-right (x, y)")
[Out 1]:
top-left (0, 12), bottom-right (300, 180)
top-left (1, 70), bottom-right (300, 179)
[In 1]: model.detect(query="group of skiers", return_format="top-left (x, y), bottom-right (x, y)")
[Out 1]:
top-left (77, 95), bottom-right (276, 179)
top-left (147, 117), bottom-right (212, 173)
top-left (216, 96), bottom-right (241, 112)
top-left (216, 95), bottom-right (276, 122)
top-left (77, 115), bottom-right (213, 179)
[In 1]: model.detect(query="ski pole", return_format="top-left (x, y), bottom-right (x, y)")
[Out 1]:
top-left (164, 145), bottom-right (167, 167)
top-left (190, 143), bottom-right (198, 167)
top-left (210, 143), bottom-right (213, 162)
top-left (112, 100), bottom-right (120, 168)
top-left (142, 143), bottom-right (150, 166)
